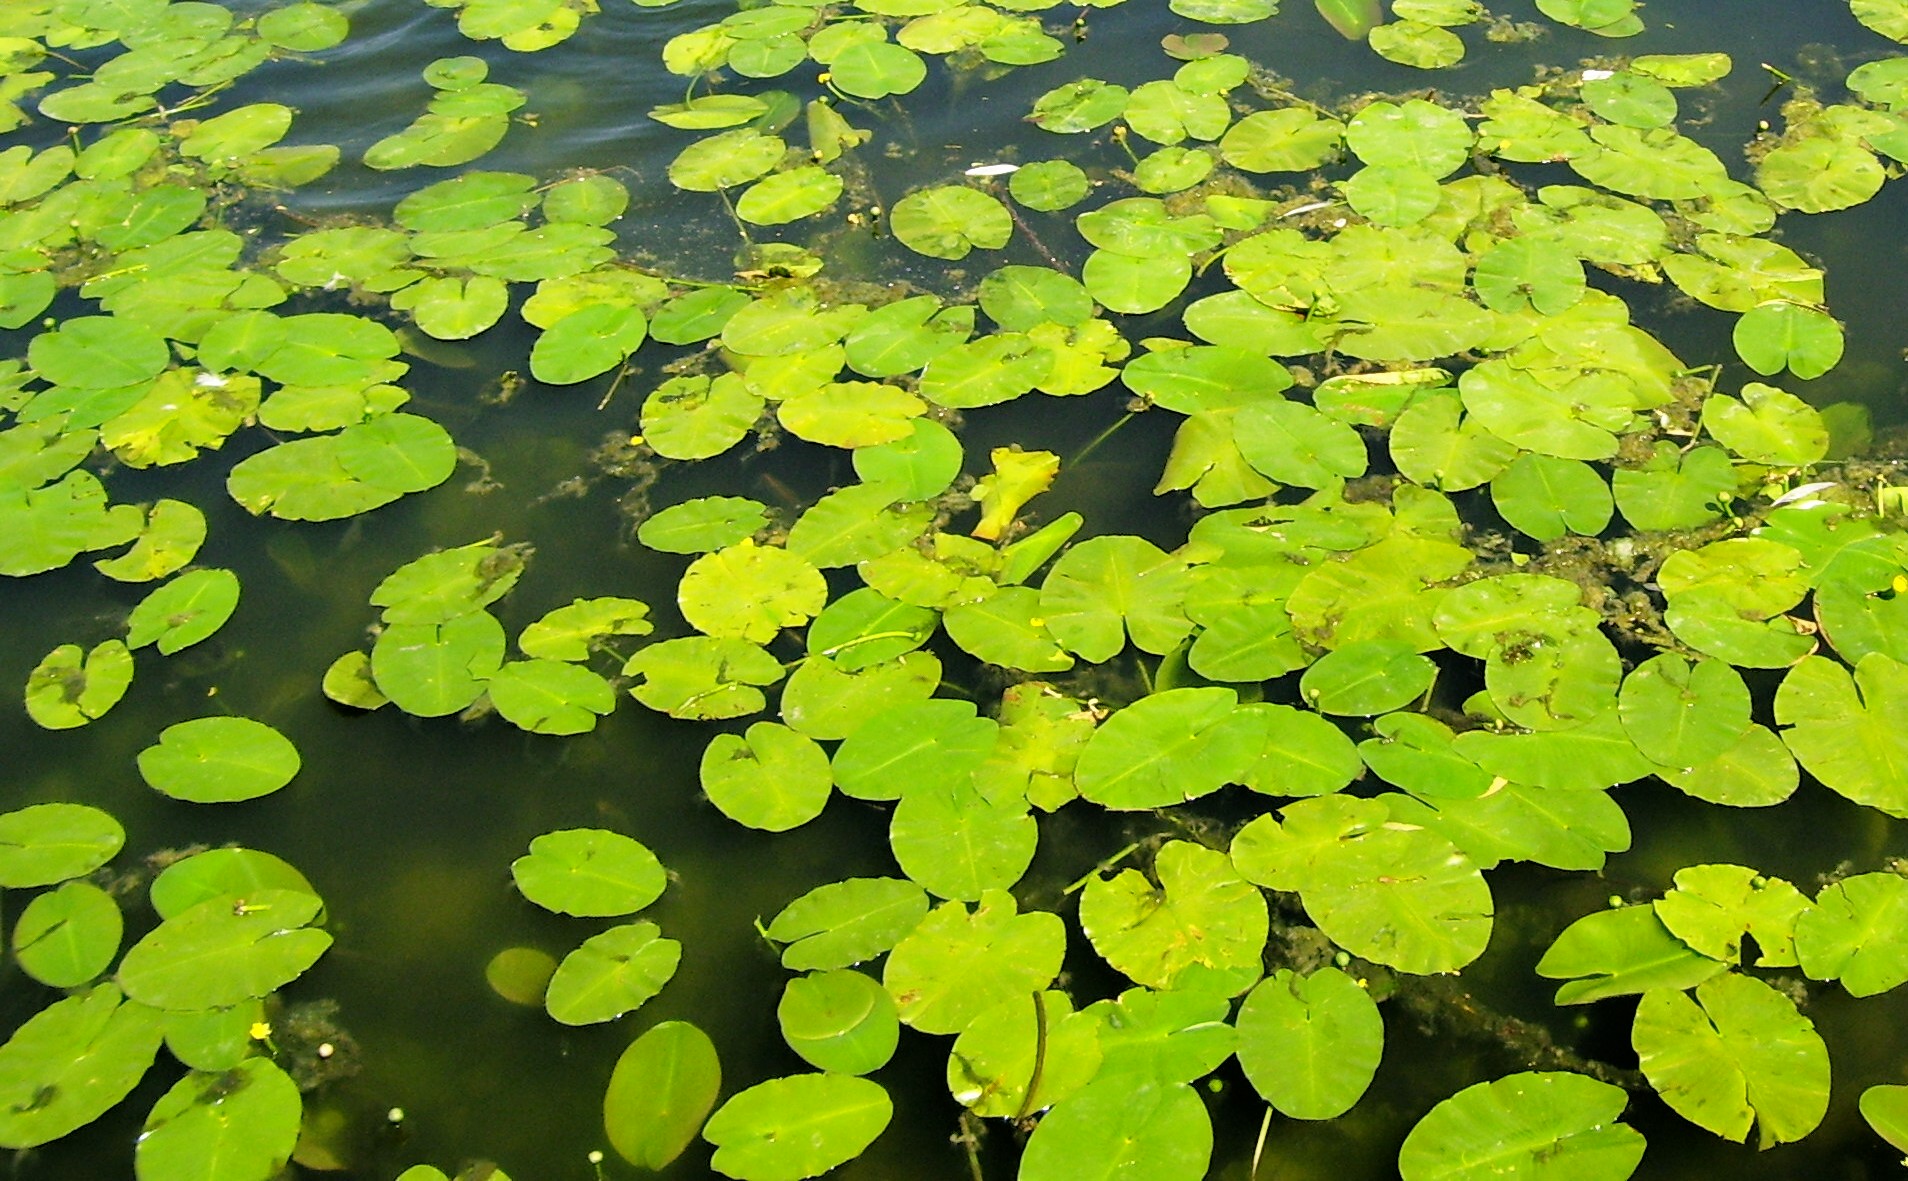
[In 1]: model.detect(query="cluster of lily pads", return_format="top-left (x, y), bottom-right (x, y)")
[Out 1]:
top-left (9, 0), bottom-right (1908, 1178)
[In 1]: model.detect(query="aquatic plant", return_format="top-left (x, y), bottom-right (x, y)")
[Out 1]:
top-left (4, 0), bottom-right (1908, 1179)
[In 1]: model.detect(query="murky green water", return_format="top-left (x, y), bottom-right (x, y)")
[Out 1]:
top-left (9, 0), bottom-right (1908, 1178)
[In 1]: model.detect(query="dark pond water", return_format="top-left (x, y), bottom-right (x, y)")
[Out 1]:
top-left (8, 0), bottom-right (1908, 1179)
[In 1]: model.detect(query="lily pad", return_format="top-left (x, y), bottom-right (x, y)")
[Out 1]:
top-left (0, 803), bottom-right (125, 888)
top-left (767, 878), bottom-right (929, 972)
top-left (1795, 873), bottom-right (1908, 997)
top-left (117, 889), bottom-right (331, 1011)
top-left (511, 829), bottom-right (666, 917)
top-left (545, 922), bottom-right (681, 1025)
top-left (0, 985), bottom-right (164, 1149)
top-left (1234, 967), bottom-right (1381, 1120)
top-left (1632, 973), bottom-right (1829, 1148)
top-left (780, 969), bottom-right (899, 1076)
top-left (882, 890), bottom-right (1064, 1034)
top-left (136, 716), bottom-right (301, 804)
top-left (1398, 1072), bottom-right (1645, 1181)
top-left (1080, 841), bottom-right (1267, 990)
top-left (604, 1021), bottom-right (721, 1170)
top-left (12, 880), bottom-right (122, 989)
top-left (703, 1073), bottom-right (892, 1181)
top-left (24, 640), bottom-right (133, 730)
top-left (135, 1059), bottom-right (302, 1181)
top-left (126, 567), bottom-right (240, 654)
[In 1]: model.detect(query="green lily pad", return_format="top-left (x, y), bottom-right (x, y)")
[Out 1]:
top-left (28, 316), bottom-right (169, 390)
top-left (668, 129), bottom-right (784, 192)
top-left (136, 1059), bottom-right (302, 1181)
top-left (678, 542), bottom-right (827, 644)
top-left (1757, 135), bottom-right (1884, 213)
top-left (1039, 535), bottom-right (1193, 662)
top-left (117, 889), bottom-right (331, 1011)
top-left (0, 803), bottom-right (125, 888)
top-left (1019, 1076), bottom-right (1211, 1181)
top-left (1612, 443), bottom-right (1734, 532)
top-left (1618, 654), bottom-right (1752, 770)
top-left (1633, 973), bottom-right (1828, 1148)
top-left (529, 303), bottom-right (647, 385)
top-left (883, 890), bottom-right (1064, 1034)
top-left (518, 597), bottom-right (653, 661)
top-left (1081, 841), bottom-right (1266, 991)
top-left (0, 985), bottom-right (164, 1149)
top-left (12, 880), bottom-right (121, 989)
top-left (545, 921), bottom-right (681, 1025)
top-left (1074, 687), bottom-right (1259, 809)
top-left (487, 659), bottom-right (616, 734)
top-left (766, 878), bottom-right (929, 972)
top-left (25, 639), bottom-right (133, 730)
top-left (1654, 865), bottom-right (1809, 968)
top-left (1795, 873), bottom-right (1908, 997)
top-left (148, 849), bottom-right (318, 921)
top-left (1085, 985), bottom-right (1236, 1088)
top-left (1701, 383), bottom-right (1828, 467)
top-left (1774, 654), bottom-right (1908, 816)
top-left (1389, 779), bottom-right (1631, 872)
top-left (1300, 640), bottom-right (1436, 715)
top-left (780, 652), bottom-right (941, 740)
top-left (373, 540), bottom-right (526, 626)
top-left (702, 1073), bottom-right (892, 1181)
top-left (511, 829), bottom-right (666, 917)
top-left (604, 1021), bottom-right (721, 1170)
top-left (948, 990), bottom-right (1101, 1117)
top-left (1537, 905), bottom-right (1728, 1005)
top-left (1369, 20), bottom-right (1465, 68)
top-left (1220, 109), bottom-right (1344, 173)
top-left (371, 611), bottom-right (507, 718)
top-left (94, 498), bottom-right (207, 583)
top-left (737, 165), bottom-right (843, 225)
top-left (1732, 301), bottom-right (1843, 380)
top-left (890, 781), bottom-right (1035, 901)
top-left (702, 723), bottom-right (833, 833)
top-left (1864, 1085), bottom-right (1908, 1158)
top-left (780, 969), bottom-right (899, 1076)
top-left (832, 698), bottom-right (998, 802)
top-left (1232, 794), bottom-right (1493, 974)
top-left (1398, 1072), bottom-right (1645, 1181)
top-left (1234, 967), bottom-right (1380, 1120)
top-left (137, 716), bottom-right (301, 804)
top-left (126, 567), bottom-right (242, 656)
top-left (889, 186), bottom-right (1011, 261)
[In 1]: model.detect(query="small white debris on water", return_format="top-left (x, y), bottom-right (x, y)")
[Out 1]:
top-left (1581, 68), bottom-right (1615, 80)
top-left (964, 162), bottom-right (1019, 177)
top-left (1279, 200), bottom-right (1334, 218)
top-left (195, 371), bottom-right (227, 388)
top-left (387, 1108), bottom-right (405, 1123)
top-left (317, 1043), bottom-right (335, 1058)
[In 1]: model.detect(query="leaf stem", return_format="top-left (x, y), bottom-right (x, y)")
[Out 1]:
top-left (1251, 1105), bottom-right (1272, 1177)
top-left (1012, 991), bottom-right (1048, 1124)
top-left (1067, 410), bottom-right (1137, 468)
top-left (1064, 841), bottom-right (1141, 894)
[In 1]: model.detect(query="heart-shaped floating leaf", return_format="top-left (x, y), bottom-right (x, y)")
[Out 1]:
top-left (511, 828), bottom-right (666, 917)
top-left (1398, 1071), bottom-right (1645, 1181)
top-left (604, 1021), bottom-right (721, 1170)
top-left (703, 1073), bottom-right (893, 1181)
top-left (545, 921), bottom-right (681, 1025)
top-left (1236, 967), bottom-right (1382, 1121)
top-left (137, 716), bottom-right (301, 804)
top-left (1632, 972), bottom-right (1829, 1148)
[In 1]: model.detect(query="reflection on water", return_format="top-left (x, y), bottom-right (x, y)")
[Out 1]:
top-left (6, 0), bottom-right (1908, 1177)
